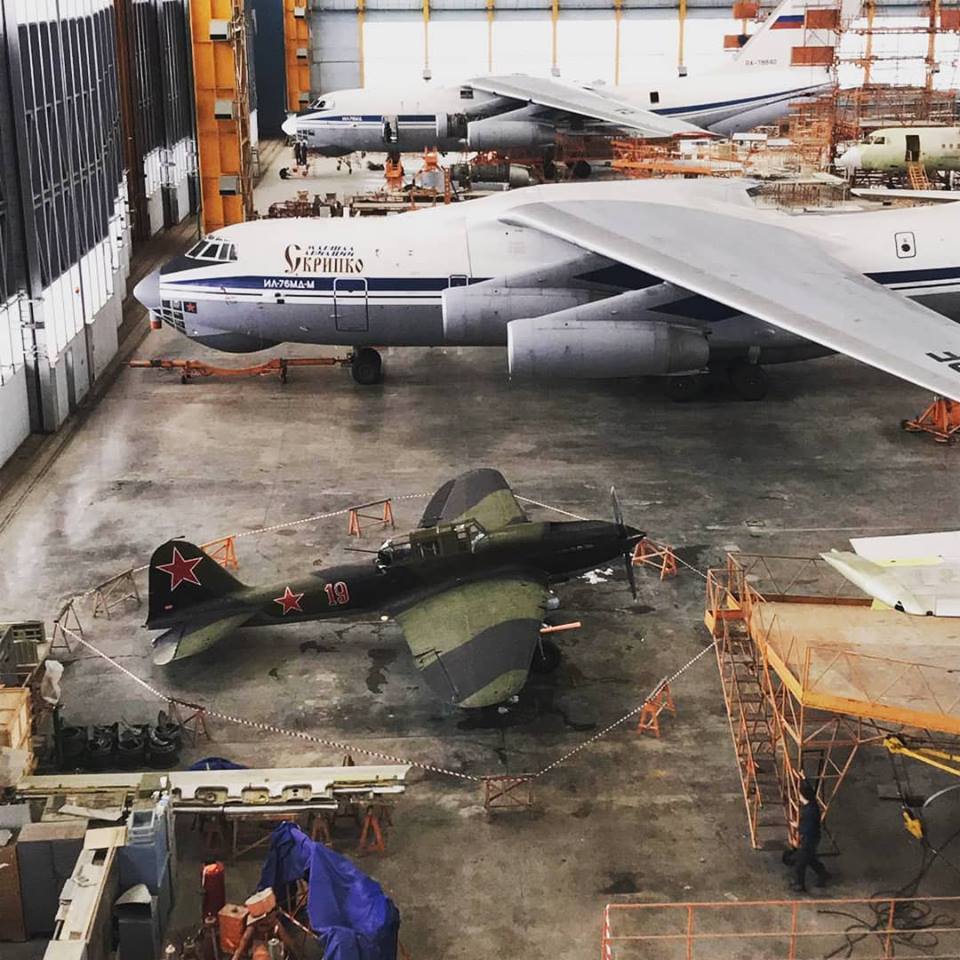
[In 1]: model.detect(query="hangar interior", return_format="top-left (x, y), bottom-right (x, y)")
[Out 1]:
top-left (2, 1), bottom-right (960, 959)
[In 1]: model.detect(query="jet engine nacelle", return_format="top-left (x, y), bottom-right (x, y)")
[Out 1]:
top-left (507, 318), bottom-right (709, 379)
top-left (436, 112), bottom-right (469, 142)
top-left (465, 118), bottom-right (556, 151)
top-left (443, 285), bottom-right (594, 345)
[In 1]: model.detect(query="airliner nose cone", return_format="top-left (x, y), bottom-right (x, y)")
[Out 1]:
top-left (282, 115), bottom-right (299, 138)
top-left (837, 146), bottom-right (862, 171)
top-left (134, 269), bottom-right (161, 313)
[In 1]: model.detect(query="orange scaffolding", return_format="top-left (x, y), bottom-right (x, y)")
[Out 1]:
top-left (601, 896), bottom-right (960, 959)
top-left (705, 553), bottom-right (960, 849)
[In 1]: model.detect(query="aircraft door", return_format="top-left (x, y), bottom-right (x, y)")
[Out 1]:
top-left (906, 134), bottom-right (921, 162)
top-left (383, 116), bottom-right (399, 146)
top-left (333, 277), bottom-right (370, 332)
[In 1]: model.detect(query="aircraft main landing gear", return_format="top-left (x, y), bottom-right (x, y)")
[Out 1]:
top-left (662, 374), bottom-right (706, 402)
top-left (728, 359), bottom-right (768, 401)
top-left (351, 347), bottom-right (383, 385)
top-left (530, 637), bottom-right (562, 674)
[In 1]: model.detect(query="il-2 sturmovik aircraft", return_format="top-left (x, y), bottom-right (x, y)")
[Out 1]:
top-left (147, 469), bottom-right (643, 709)
top-left (281, 0), bottom-right (841, 165)
top-left (135, 176), bottom-right (960, 402)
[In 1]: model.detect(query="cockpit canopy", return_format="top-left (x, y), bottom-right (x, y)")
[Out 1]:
top-left (377, 520), bottom-right (486, 567)
top-left (185, 238), bottom-right (238, 263)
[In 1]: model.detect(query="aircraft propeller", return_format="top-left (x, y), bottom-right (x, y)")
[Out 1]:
top-left (611, 486), bottom-right (642, 600)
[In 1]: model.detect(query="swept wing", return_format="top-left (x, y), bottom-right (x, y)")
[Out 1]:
top-left (469, 75), bottom-right (707, 139)
top-left (397, 575), bottom-right (548, 707)
top-left (501, 200), bottom-right (960, 401)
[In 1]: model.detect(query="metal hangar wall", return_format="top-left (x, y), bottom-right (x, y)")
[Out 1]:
top-left (0, 0), bottom-right (199, 470)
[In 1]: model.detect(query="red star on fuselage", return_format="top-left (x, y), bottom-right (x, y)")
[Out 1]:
top-left (274, 586), bottom-right (305, 615)
top-left (157, 547), bottom-right (203, 591)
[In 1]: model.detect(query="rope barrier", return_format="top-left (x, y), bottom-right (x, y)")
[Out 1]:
top-left (54, 490), bottom-right (719, 786)
top-left (58, 626), bottom-right (483, 783)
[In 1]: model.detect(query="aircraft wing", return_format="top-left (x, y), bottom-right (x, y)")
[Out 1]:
top-left (468, 75), bottom-right (706, 139)
top-left (501, 199), bottom-right (960, 401)
top-left (396, 575), bottom-right (548, 707)
top-left (853, 188), bottom-right (960, 204)
top-left (419, 468), bottom-right (529, 530)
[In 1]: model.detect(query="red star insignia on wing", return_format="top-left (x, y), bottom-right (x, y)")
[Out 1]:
top-left (274, 586), bottom-right (305, 615)
top-left (157, 546), bottom-right (203, 591)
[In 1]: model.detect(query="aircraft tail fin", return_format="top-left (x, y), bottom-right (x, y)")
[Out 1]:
top-left (148, 538), bottom-right (246, 626)
top-left (728, 0), bottom-right (857, 70)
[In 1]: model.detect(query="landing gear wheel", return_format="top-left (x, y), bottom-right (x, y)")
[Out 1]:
top-left (572, 160), bottom-right (592, 179)
top-left (530, 638), bottom-right (562, 674)
top-left (662, 374), bottom-right (705, 402)
top-left (351, 347), bottom-right (383, 385)
top-left (729, 360), bottom-right (768, 401)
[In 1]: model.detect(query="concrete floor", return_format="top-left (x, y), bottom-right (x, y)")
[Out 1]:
top-left (3, 153), bottom-right (960, 957)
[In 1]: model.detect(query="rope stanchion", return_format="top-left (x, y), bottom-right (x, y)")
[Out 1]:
top-left (530, 644), bottom-right (716, 780)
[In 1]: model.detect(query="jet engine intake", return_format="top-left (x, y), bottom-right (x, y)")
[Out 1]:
top-left (466, 118), bottom-right (556, 151)
top-left (436, 112), bottom-right (469, 142)
top-left (507, 318), bottom-right (709, 379)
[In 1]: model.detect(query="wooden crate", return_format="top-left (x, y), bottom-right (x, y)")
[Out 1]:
top-left (0, 687), bottom-right (31, 750)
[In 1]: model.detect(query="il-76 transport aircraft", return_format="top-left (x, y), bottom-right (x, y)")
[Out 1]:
top-left (281, 0), bottom-right (843, 160)
top-left (134, 178), bottom-right (960, 401)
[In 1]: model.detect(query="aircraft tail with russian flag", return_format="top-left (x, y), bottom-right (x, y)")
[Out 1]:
top-left (729, 0), bottom-right (861, 70)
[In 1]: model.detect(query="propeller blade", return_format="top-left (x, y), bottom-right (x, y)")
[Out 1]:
top-left (611, 485), bottom-right (624, 532)
top-left (624, 549), bottom-right (638, 600)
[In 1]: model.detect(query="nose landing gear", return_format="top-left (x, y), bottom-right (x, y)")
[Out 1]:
top-left (351, 347), bottom-right (384, 385)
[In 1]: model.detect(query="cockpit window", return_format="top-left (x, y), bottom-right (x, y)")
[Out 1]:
top-left (185, 239), bottom-right (238, 263)
top-left (868, 135), bottom-right (886, 145)
top-left (310, 97), bottom-right (333, 110)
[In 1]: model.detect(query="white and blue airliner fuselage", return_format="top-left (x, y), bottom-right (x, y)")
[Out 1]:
top-left (134, 178), bottom-right (960, 399)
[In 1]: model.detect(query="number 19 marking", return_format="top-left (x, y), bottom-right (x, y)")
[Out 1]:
top-left (324, 581), bottom-right (350, 605)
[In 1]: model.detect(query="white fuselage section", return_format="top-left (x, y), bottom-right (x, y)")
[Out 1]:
top-left (839, 127), bottom-right (960, 174)
top-left (142, 180), bottom-right (960, 372)
top-left (285, 69), bottom-right (832, 156)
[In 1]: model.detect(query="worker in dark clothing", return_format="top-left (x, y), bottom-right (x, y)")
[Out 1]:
top-left (792, 780), bottom-right (829, 892)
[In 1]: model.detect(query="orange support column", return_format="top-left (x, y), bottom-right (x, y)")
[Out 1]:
top-left (189, 0), bottom-right (254, 234)
top-left (282, 1), bottom-right (312, 114)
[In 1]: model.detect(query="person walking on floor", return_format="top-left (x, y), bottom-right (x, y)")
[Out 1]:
top-left (792, 779), bottom-right (829, 892)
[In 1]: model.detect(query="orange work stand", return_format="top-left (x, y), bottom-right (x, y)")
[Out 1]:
top-left (201, 535), bottom-right (239, 571)
top-left (903, 397), bottom-right (960, 444)
top-left (632, 538), bottom-right (679, 580)
top-left (347, 499), bottom-right (396, 538)
top-left (636, 682), bottom-right (676, 738)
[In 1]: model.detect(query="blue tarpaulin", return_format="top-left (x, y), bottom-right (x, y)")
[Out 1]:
top-left (259, 822), bottom-right (400, 960)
